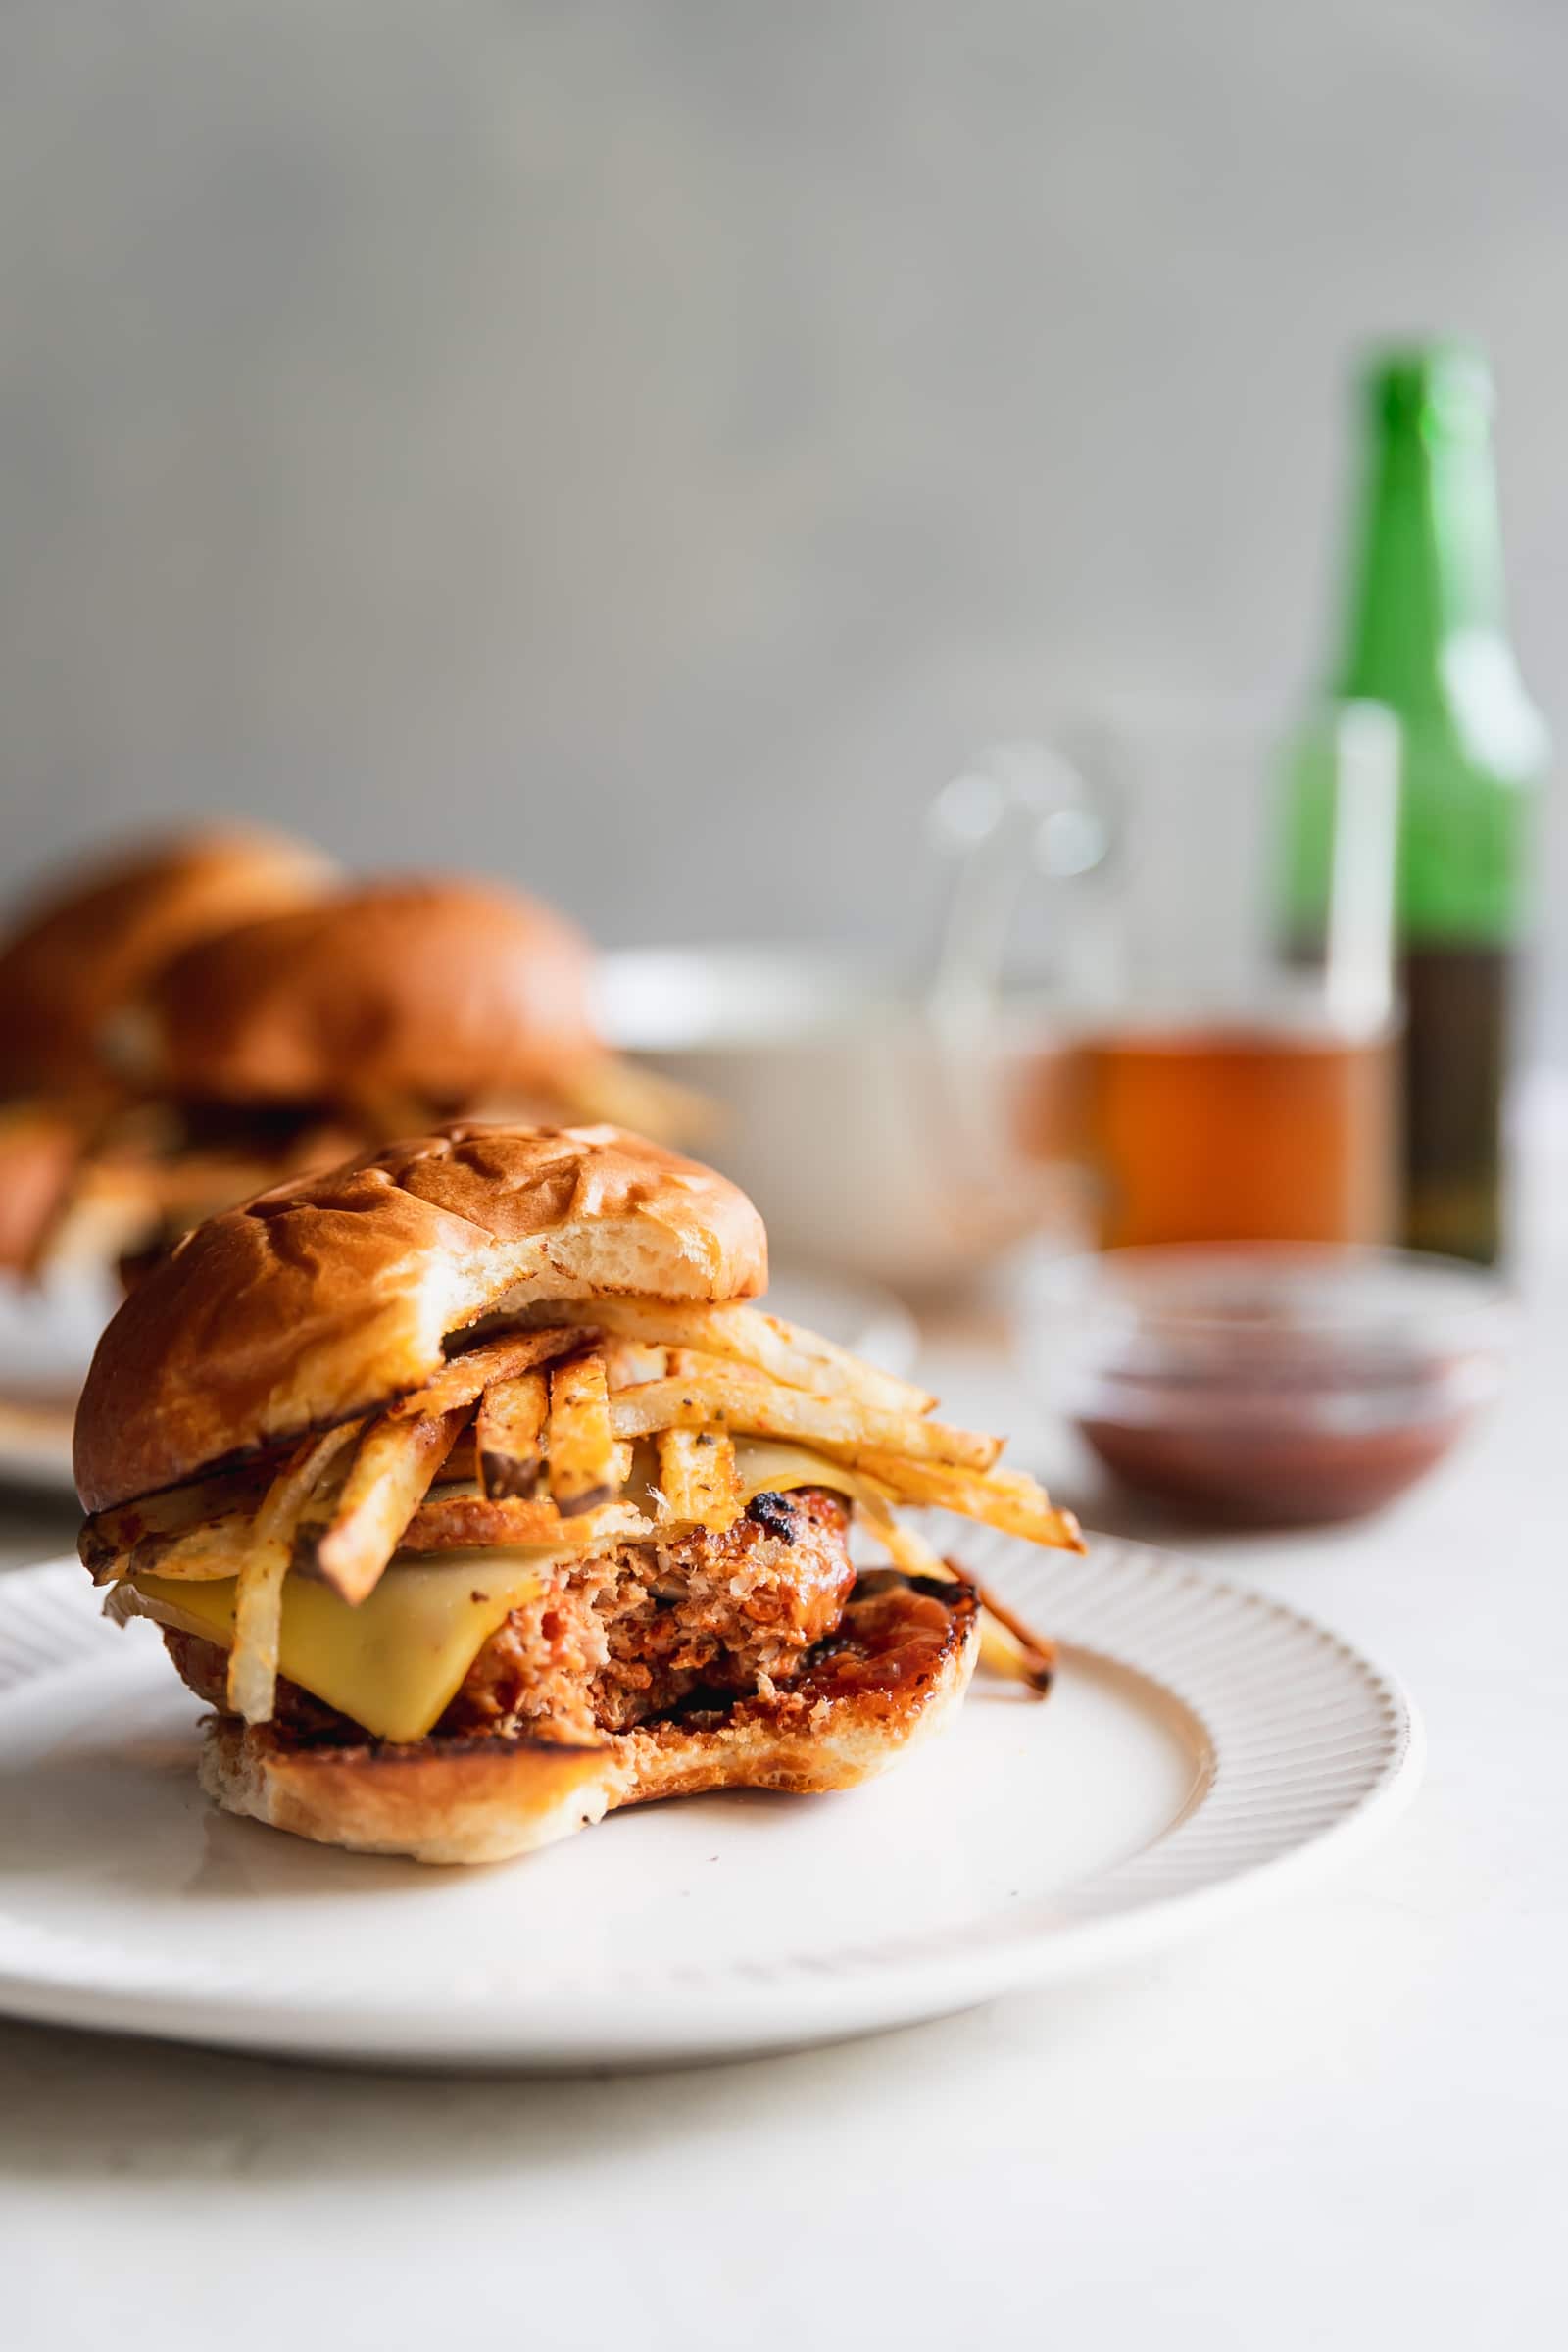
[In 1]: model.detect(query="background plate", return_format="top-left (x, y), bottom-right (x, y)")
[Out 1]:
top-left (0, 1533), bottom-right (1420, 2067)
top-left (0, 1268), bottom-right (117, 1493)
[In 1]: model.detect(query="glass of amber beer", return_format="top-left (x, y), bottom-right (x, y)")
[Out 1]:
top-left (948, 706), bottom-right (1402, 1250)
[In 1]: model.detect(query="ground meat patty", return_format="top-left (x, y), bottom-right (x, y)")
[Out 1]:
top-left (448, 1488), bottom-right (856, 1739)
top-left (160, 1488), bottom-right (857, 1747)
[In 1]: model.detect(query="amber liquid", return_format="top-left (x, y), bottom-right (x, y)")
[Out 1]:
top-left (1401, 946), bottom-right (1510, 1265)
top-left (1080, 1023), bottom-right (1397, 1250)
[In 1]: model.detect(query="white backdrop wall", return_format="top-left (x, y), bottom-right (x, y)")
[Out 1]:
top-left (2, 2), bottom-right (1566, 1042)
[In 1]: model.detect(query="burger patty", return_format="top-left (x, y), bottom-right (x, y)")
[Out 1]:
top-left (454, 1487), bottom-right (855, 1739)
top-left (162, 1487), bottom-right (856, 1746)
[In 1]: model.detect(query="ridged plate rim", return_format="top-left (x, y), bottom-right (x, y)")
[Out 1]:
top-left (0, 1534), bottom-right (1422, 2065)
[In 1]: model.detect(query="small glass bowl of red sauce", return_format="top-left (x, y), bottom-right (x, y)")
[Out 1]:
top-left (1020, 1244), bottom-right (1512, 1527)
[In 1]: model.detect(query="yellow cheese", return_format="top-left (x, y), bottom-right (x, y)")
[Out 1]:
top-left (122, 1549), bottom-right (558, 1743)
top-left (730, 1440), bottom-right (877, 1508)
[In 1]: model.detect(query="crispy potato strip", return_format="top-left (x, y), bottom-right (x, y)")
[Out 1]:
top-left (540, 1298), bottom-right (934, 1417)
top-left (972, 1592), bottom-right (1058, 1695)
top-left (858, 1491), bottom-right (1055, 1697)
top-left (125, 1510), bottom-right (260, 1584)
top-left (391, 1327), bottom-right (589, 1422)
top-left (856, 1489), bottom-right (949, 1580)
top-left (655, 1428), bottom-right (742, 1532)
top-left (79, 1464), bottom-right (271, 1576)
top-left (227, 1421), bottom-right (362, 1722)
top-left (227, 1544), bottom-right (292, 1724)
top-left (856, 1450), bottom-right (1084, 1553)
top-left (607, 1370), bottom-right (1000, 1474)
top-left (476, 1368), bottom-right (550, 1499)
top-left (315, 1404), bottom-right (468, 1603)
top-left (547, 1352), bottom-right (623, 1516)
top-left (600, 1336), bottom-right (670, 1391)
top-left (436, 1426), bottom-right (478, 1486)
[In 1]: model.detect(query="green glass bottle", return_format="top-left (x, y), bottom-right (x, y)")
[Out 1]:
top-left (1286, 344), bottom-right (1548, 1263)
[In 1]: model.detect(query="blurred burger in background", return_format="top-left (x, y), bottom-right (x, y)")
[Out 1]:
top-left (34, 874), bottom-right (700, 1286)
top-left (0, 826), bottom-right (335, 1276)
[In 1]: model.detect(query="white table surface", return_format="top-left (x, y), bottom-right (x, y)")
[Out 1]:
top-left (3, 1257), bottom-right (1565, 2352)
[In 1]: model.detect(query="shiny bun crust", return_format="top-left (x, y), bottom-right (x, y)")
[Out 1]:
top-left (136, 879), bottom-right (601, 1106)
top-left (74, 1122), bottom-right (767, 1512)
top-left (199, 1577), bottom-right (980, 1865)
top-left (0, 827), bottom-right (334, 1096)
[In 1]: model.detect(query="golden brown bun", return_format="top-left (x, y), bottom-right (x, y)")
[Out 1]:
top-left (134, 879), bottom-right (600, 1107)
top-left (0, 827), bottom-right (334, 1097)
top-left (198, 1574), bottom-right (980, 1864)
top-left (74, 1121), bottom-right (767, 1512)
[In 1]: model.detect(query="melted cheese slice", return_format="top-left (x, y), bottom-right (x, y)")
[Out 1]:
top-left (118, 1444), bottom-right (869, 1743)
top-left (121, 1549), bottom-right (558, 1744)
top-left (731, 1440), bottom-right (874, 1508)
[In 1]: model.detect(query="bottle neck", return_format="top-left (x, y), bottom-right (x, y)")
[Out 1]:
top-left (1333, 416), bottom-right (1508, 709)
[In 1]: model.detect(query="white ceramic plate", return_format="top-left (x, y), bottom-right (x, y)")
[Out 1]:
top-left (0, 1266), bottom-right (916, 1496)
top-left (0, 1532), bottom-right (1419, 2068)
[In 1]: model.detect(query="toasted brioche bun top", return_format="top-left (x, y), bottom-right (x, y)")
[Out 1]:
top-left (74, 1122), bottom-right (767, 1511)
top-left (0, 827), bottom-right (334, 1097)
top-left (131, 878), bottom-right (601, 1108)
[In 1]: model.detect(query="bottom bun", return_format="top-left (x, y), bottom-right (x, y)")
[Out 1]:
top-left (199, 1571), bottom-right (980, 1866)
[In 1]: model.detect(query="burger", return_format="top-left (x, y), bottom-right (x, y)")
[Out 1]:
top-left (0, 826), bottom-right (333, 1274)
top-left (0, 824), bottom-right (334, 1103)
top-left (11, 871), bottom-right (694, 1287)
top-left (75, 1122), bottom-right (1080, 1864)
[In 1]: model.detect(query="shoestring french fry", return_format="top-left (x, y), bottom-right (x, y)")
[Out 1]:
top-left (655, 1427), bottom-right (743, 1531)
top-left (607, 1369), bottom-right (1000, 1474)
top-left (476, 1368), bottom-right (550, 1500)
top-left (537, 1297), bottom-right (934, 1417)
top-left (228, 1420), bottom-right (364, 1721)
top-left (547, 1352), bottom-right (623, 1517)
top-left (315, 1405), bottom-right (468, 1603)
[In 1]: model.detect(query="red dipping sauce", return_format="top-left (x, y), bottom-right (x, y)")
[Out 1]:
top-left (1023, 1245), bottom-right (1510, 1529)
